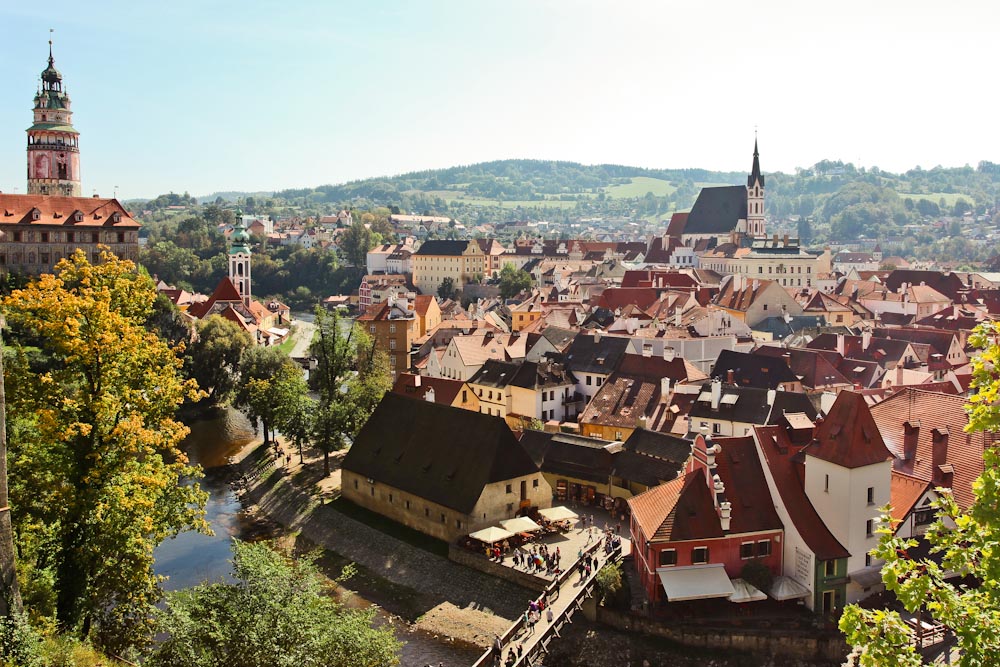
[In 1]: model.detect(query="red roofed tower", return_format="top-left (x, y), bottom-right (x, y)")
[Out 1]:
top-left (27, 40), bottom-right (81, 197)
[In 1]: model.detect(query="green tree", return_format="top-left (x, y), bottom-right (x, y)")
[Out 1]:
top-left (498, 263), bottom-right (532, 299)
top-left (235, 347), bottom-right (303, 443)
top-left (595, 561), bottom-right (622, 604)
top-left (339, 220), bottom-right (375, 268)
top-left (279, 393), bottom-right (315, 465)
top-left (437, 277), bottom-right (456, 300)
top-left (309, 309), bottom-right (391, 476)
top-left (186, 316), bottom-right (254, 403)
top-left (147, 541), bottom-right (400, 667)
top-left (840, 321), bottom-right (1000, 665)
top-left (3, 249), bottom-right (208, 652)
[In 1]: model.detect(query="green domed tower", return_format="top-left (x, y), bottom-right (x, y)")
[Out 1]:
top-left (229, 217), bottom-right (252, 305)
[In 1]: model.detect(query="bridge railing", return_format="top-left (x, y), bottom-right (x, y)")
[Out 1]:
top-left (471, 539), bottom-right (623, 667)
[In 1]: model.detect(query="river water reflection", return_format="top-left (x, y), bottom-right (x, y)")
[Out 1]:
top-left (153, 407), bottom-right (481, 667)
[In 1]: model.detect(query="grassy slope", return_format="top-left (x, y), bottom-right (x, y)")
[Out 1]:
top-left (605, 176), bottom-right (676, 198)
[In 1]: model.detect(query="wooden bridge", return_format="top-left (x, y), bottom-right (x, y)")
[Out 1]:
top-left (471, 538), bottom-right (626, 667)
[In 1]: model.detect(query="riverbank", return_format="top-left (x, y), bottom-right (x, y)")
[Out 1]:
top-left (233, 438), bottom-right (523, 651)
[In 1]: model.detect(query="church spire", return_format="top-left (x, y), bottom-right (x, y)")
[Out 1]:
top-left (27, 38), bottom-right (81, 196)
top-left (748, 137), bottom-right (764, 188)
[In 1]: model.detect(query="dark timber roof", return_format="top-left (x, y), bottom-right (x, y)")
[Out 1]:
top-left (343, 393), bottom-right (539, 514)
top-left (414, 239), bottom-right (470, 256)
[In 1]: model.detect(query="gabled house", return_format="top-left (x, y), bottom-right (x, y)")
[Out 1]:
top-left (391, 372), bottom-right (480, 412)
top-left (436, 331), bottom-right (527, 382)
top-left (629, 434), bottom-right (783, 604)
top-left (710, 349), bottom-right (802, 392)
top-left (563, 331), bottom-right (631, 406)
top-left (342, 393), bottom-right (551, 542)
top-left (687, 379), bottom-right (817, 438)
top-left (713, 275), bottom-right (804, 327)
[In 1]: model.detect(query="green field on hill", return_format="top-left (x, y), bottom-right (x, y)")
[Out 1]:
top-left (896, 192), bottom-right (972, 206)
top-left (604, 176), bottom-right (677, 198)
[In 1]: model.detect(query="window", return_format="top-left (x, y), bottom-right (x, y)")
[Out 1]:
top-left (615, 431), bottom-right (622, 440)
top-left (440, 513), bottom-right (446, 523)
top-left (532, 479), bottom-right (538, 488)
top-left (425, 508), bottom-right (430, 517)
top-left (867, 487), bottom-right (875, 505)
top-left (353, 479), bottom-right (358, 489)
top-left (596, 377), bottom-right (603, 386)
top-left (462, 390), bottom-right (468, 403)
top-left (40, 232), bottom-right (49, 243)
top-left (507, 503), bottom-right (514, 512)
top-left (505, 484), bottom-right (512, 494)
top-left (389, 339), bottom-right (397, 350)
top-left (757, 540), bottom-right (771, 557)
top-left (456, 519), bottom-right (462, 529)
top-left (824, 560), bottom-right (836, 577)
top-left (740, 542), bottom-right (755, 559)
top-left (762, 304), bottom-right (768, 311)
top-left (388, 493), bottom-right (393, 504)
top-left (692, 547), bottom-right (709, 564)
top-left (712, 423), bottom-right (721, 435)
top-left (369, 325), bottom-right (376, 334)
top-left (865, 553), bottom-right (873, 567)
top-left (866, 519), bottom-right (874, 537)
top-left (824, 474), bottom-right (829, 492)
top-left (659, 549), bottom-right (677, 567)
top-left (914, 508), bottom-right (936, 526)
top-left (405, 500), bottom-right (410, 509)
top-left (370, 487), bottom-right (375, 496)
top-left (586, 376), bottom-right (592, 386)
top-left (389, 323), bottom-right (396, 334)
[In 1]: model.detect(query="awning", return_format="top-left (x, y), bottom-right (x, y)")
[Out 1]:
top-left (729, 578), bottom-right (767, 603)
top-left (849, 563), bottom-right (884, 588)
top-left (469, 526), bottom-right (514, 544)
top-left (657, 564), bottom-right (735, 602)
top-left (538, 506), bottom-right (579, 522)
top-left (769, 575), bottom-right (811, 601)
top-left (500, 517), bottom-right (543, 533)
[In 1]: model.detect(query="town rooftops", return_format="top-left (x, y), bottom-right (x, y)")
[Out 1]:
top-left (563, 331), bottom-right (630, 375)
top-left (391, 373), bottom-right (469, 406)
top-left (343, 393), bottom-right (538, 514)
top-left (710, 349), bottom-right (800, 390)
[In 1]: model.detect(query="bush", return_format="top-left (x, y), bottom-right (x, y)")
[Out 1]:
top-left (0, 613), bottom-right (42, 667)
top-left (595, 561), bottom-right (623, 604)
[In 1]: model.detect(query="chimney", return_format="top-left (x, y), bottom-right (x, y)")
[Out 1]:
top-left (836, 334), bottom-right (845, 357)
top-left (660, 377), bottom-right (671, 398)
top-left (862, 330), bottom-right (872, 351)
top-left (726, 369), bottom-right (735, 384)
top-left (706, 443), bottom-right (720, 467)
top-left (932, 427), bottom-right (950, 485)
top-left (895, 363), bottom-right (904, 387)
top-left (425, 386), bottom-right (436, 403)
top-left (642, 345), bottom-right (652, 358)
top-left (713, 474), bottom-right (725, 504)
top-left (664, 347), bottom-right (676, 362)
top-left (903, 420), bottom-right (919, 461)
top-left (783, 233), bottom-right (789, 246)
top-left (766, 389), bottom-right (776, 406)
top-left (711, 378), bottom-right (722, 410)
top-left (414, 374), bottom-right (421, 387)
top-left (719, 501), bottom-right (732, 531)
top-left (637, 415), bottom-right (648, 430)
top-left (593, 329), bottom-right (601, 343)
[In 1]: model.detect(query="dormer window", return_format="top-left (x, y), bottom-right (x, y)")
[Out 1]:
top-left (30, 208), bottom-right (41, 221)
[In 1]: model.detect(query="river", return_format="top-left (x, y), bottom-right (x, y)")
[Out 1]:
top-left (153, 406), bottom-right (481, 667)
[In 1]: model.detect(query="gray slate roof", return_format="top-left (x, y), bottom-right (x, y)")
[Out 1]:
top-left (343, 393), bottom-right (539, 514)
top-left (684, 185), bottom-right (748, 235)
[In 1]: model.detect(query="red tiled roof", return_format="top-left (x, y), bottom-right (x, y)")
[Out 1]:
top-left (414, 295), bottom-right (436, 318)
top-left (870, 388), bottom-right (985, 510)
top-left (391, 373), bottom-right (466, 406)
top-left (753, 425), bottom-right (850, 560)
top-left (712, 436), bottom-right (783, 534)
top-left (714, 277), bottom-right (778, 312)
top-left (805, 391), bottom-right (893, 469)
top-left (597, 288), bottom-right (660, 311)
top-left (889, 470), bottom-right (931, 524)
top-left (621, 270), bottom-right (698, 290)
top-left (665, 212), bottom-right (689, 238)
top-left (628, 471), bottom-right (723, 543)
top-left (0, 194), bottom-right (139, 228)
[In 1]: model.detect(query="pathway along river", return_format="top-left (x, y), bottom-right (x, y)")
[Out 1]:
top-left (153, 406), bottom-right (481, 667)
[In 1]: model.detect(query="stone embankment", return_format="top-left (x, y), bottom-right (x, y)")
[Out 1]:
top-left (240, 456), bottom-right (534, 649)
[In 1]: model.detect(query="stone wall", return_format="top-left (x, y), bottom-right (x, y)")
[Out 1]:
top-left (448, 542), bottom-right (549, 592)
top-left (596, 607), bottom-right (848, 662)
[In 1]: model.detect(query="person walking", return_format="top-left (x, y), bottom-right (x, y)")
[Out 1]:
top-left (546, 606), bottom-right (554, 624)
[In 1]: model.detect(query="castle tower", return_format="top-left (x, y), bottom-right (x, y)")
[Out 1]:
top-left (27, 41), bottom-right (81, 196)
top-left (229, 218), bottom-right (252, 306)
top-left (746, 138), bottom-right (765, 237)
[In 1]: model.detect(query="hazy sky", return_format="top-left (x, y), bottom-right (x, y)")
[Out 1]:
top-left (2, 1), bottom-right (998, 199)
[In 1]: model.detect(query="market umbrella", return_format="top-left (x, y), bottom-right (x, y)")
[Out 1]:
top-left (469, 526), bottom-right (514, 544)
top-left (537, 506), bottom-right (579, 522)
top-left (500, 517), bottom-right (543, 533)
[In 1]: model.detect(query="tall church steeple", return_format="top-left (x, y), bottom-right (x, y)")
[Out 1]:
top-left (229, 217), bottom-right (252, 306)
top-left (27, 40), bottom-right (81, 196)
top-left (746, 137), bottom-right (765, 237)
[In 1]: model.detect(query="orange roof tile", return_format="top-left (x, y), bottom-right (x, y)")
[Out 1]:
top-left (0, 194), bottom-right (139, 228)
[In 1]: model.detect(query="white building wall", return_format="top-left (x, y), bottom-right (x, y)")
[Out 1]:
top-left (804, 456), bottom-right (891, 600)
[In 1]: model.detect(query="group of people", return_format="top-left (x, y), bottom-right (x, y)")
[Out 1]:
top-left (513, 543), bottom-right (561, 576)
top-left (271, 441), bottom-right (292, 467)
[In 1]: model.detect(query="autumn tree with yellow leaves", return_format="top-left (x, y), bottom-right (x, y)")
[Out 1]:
top-left (3, 249), bottom-right (208, 654)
